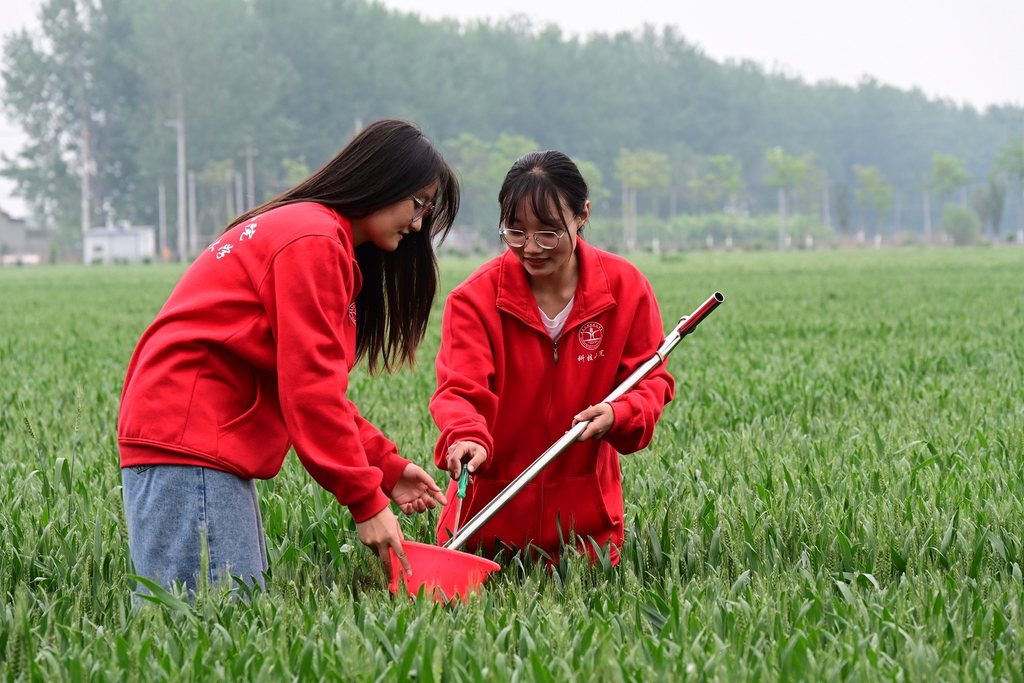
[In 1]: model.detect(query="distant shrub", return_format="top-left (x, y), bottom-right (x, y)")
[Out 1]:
top-left (587, 212), bottom-right (837, 251)
top-left (941, 206), bottom-right (981, 245)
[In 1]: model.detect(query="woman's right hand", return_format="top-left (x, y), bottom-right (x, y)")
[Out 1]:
top-left (356, 506), bottom-right (410, 576)
top-left (445, 441), bottom-right (487, 480)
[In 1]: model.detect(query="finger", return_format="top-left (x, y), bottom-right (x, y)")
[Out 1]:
top-left (574, 405), bottom-right (596, 420)
top-left (400, 502), bottom-right (413, 514)
top-left (430, 487), bottom-right (448, 506)
top-left (391, 539), bottom-right (411, 576)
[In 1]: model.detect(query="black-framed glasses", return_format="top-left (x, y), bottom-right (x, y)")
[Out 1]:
top-left (411, 195), bottom-right (435, 222)
top-left (498, 227), bottom-right (566, 250)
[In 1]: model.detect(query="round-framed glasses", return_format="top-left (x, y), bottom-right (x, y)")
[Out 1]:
top-left (498, 227), bottom-right (566, 250)
top-left (411, 196), bottom-right (435, 222)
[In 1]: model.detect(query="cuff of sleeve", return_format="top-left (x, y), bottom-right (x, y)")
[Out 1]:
top-left (378, 454), bottom-right (411, 494)
top-left (450, 436), bottom-right (492, 473)
top-left (346, 489), bottom-right (392, 523)
top-left (608, 400), bottom-right (630, 438)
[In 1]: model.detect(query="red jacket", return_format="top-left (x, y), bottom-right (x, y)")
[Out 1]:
top-left (430, 239), bottom-right (674, 559)
top-left (118, 202), bottom-right (408, 522)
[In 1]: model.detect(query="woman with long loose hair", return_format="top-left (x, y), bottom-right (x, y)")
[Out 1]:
top-left (119, 120), bottom-right (459, 594)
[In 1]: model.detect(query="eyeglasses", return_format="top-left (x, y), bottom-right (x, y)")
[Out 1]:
top-left (411, 195), bottom-right (435, 222)
top-left (498, 227), bottom-right (566, 250)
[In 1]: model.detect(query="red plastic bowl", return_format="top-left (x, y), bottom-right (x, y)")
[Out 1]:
top-left (388, 540), bottom-right (500, 603)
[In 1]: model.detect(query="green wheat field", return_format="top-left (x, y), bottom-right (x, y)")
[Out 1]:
top-left (1, 247), bottom-right (1023, 681)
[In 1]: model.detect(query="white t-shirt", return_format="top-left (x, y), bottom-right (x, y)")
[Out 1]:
top-left (539, 297), bottom-right (574, 341)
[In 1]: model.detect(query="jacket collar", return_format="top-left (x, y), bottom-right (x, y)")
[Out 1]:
top-left (494, 238), bottom-right (616, 334)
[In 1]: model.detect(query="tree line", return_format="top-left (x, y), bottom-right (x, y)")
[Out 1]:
top-left (3, 0), bottom-right (1023, 258)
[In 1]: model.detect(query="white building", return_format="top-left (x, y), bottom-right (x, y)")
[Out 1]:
top-left (0, 209), bottom-right (47, 265)
top-left (83, 225), bottom-right (156, 265)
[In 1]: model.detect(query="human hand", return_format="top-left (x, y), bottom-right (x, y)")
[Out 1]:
top-left (390, 462), bottom-right (448, 514)
top-left (572, 402), bottom-right (615, 441)
top-left (355, 506), bottom-right (410, 576)
top-left (445, 441), bottom-right (487, 480)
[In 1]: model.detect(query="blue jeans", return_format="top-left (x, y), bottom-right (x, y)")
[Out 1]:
top-left (121, 465), bottom-right (268, 596)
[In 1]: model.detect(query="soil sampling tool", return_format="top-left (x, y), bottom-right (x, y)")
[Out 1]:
top-left (389, 291), bottom-right (724, 602)
top-left (453, 467), bottom-right (469, 534)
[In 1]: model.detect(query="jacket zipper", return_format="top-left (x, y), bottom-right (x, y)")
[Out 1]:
top-left (539, 336), bottom-right (559, 543)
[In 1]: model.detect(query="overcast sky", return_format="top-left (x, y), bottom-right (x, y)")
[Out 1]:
top-left (2, 0), bottom-right (1022, 218)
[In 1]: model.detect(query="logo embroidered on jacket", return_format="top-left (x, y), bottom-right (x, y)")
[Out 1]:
top-left (208, 220), bottom-right (257, 260)
top-left (239, 222), bottom-right (258, 240)
top-left (348, 303), bottom-right (357, 325)
top-left (578, 321), bottom-right (604, 350)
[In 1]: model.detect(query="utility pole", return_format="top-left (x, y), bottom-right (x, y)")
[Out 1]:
top-left (244, 140), bottom-right (256, 208)
top-left (777, 186), bottom-right (787, 249)
top-left (80, 125), bottom-right (91, 237)
top-left (165, 90), bottom-right (187, 262)
top-left (188, 170), bottom-right (198, 253)
top-left (234, 171), bottom-right (244, 216)
top-left (922, 188), bottom-right (932, 242)
top-left (158, 182), bottom-right (167, 257)
top-left (821, 171), bottom-right (831, 229)
top-left (225, 168), bottom-right (235, 222)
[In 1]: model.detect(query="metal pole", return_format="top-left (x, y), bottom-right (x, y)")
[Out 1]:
top-left (444, 291), bottom-right (725, 551)
top-left (187, 170), bottom-right (197, 255)
top-left (167, 91), bottom-right (187, 263)
top-left (157, 182), bottom-right (167, 256)
top-left (80, 125), bottom-right (90, 237)
top-left (244, 140), bottom-right (256, 208)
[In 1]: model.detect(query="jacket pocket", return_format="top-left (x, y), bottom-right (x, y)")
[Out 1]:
top-left (215, 372), bottom-right (290, 477)
top-left (219, 372), bottom-right (262, 433)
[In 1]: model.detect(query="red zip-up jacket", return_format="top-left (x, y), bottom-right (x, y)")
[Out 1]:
top-left (430, 239), bottom-right (674, 559)
top-left (118, 202), bottom-right (408, 522)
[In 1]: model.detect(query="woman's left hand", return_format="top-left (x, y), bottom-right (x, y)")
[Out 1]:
top-left (572, 402), bottom-right (615, 441)
top-left (390, 463), bottom-right (448, 514)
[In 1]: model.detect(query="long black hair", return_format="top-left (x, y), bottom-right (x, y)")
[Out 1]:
top-left (229, 119), bottom-right (460, 372)
top-left (498, 150), bottom-right (588, 231)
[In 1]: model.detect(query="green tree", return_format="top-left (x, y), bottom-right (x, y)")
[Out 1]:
top-left (834, 182), bottom-right (852, 235)
top-left (764, 147), bottom-right (813, 247)
top-left (3, 0), bottom-right (1023, 254)
top-left (615, 148), bottom-right (670, 251)
top-left (853, 164), bottom-right (893, 239)
top-left (970, 173), bottom-right (1006, 240)
top-left (666, 142), bottom-right (700, 218)
top-left (921, 154), bottom-right (970, 241)
top-left (690, 154), bottom-right (744, 213)
top-left (443, 132), bottom-right (538, 245)
top-left (940, 205), bottom-right (981, 245)
top-left (996, 137), bottom-right (1024, 242)
top-left (1, 0), bottom-right (111, 253)
top-left (576, 159), bottom-right (610, 211)
top-left (928, 153), bottom-right (971, 207)
top-left (129, 0), bottom-right (291, 258)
